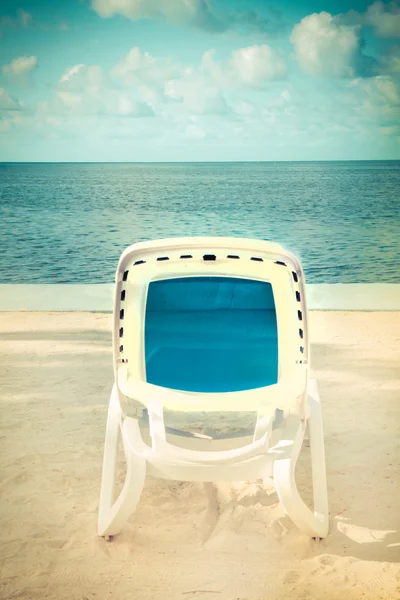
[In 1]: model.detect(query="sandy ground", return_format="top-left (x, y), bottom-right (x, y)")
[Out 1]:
top-left (0, 311), bottom-right (399, 600)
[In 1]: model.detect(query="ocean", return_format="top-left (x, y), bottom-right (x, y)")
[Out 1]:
top-left (0, 160), bottom-right (399, 284)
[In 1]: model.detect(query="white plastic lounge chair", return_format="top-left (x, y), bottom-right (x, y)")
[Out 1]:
top-left (98, 237), bottom-right (329, 539)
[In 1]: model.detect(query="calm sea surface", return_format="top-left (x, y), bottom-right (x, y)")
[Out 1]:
top-left (0, 161), bottom-right (399, 283)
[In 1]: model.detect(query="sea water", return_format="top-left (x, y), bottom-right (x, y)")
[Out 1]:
top-left (0, 160), bottom-right (399, 283)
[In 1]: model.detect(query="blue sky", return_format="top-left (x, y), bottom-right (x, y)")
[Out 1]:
top-left (0, 0), bottom-right (399, 161)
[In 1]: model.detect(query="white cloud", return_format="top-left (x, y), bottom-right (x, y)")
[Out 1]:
top-left (291, 12), bottom-right (362, 77)
top-left (201, 45), bottom-right (287, 89)
top-left (19, 9), bottom-right (32, 27)
top-left (230, 45), bottom-right (287, 86)
top-left (53, 63), bottom-right (155, 118)
top-left (200, 49), bottom-right (223, 81)
top-left (137, 84), bottom-right (161, 105)
top-left (0, 9), bottom-right (70, 34)
top-left (349, 75), bottom-right (400, 125)
top-left (57, 91), bottom-right (83, 110)
top-left (113, 47), bottom-right (178, 88)
top-left (49, 90), bottom-right (155, 118)
top-left (59, 65), bottom-right (84, 85)
top-left (366, 1), bottom-right (400, 38)
top-left (0, 8), bottom-right (32, 30)
top-left (91, 0), bottom-right (225, 31)
top-left (374, 75), bottom-right (400, 104)
top-left (165, 78), bottom-right (227, 115)
top-left (160, 43), bottom-right (286, 117)
top-left (380, 44), bottom-right (400, 73)
top-left (90, 0), bottom-right (285, 35)
top-left (59, 64), bottom-right (103, 91)
top-left (117, 95), bottom-right (154, 117)
top-left (351, 75), bottom-right (400, 105)
top-left (2, 56), bottom-right (37, 76)
top-left (114, 47), bottom-right (153, 77)
top-left (0, 89), bottom-right (23, 134)
top-left (0, 88), bottom-right (23, 111)
top-left (111, 44), bottom-right (287, 121)
top-left (118, 95), bottom-right (135, 116)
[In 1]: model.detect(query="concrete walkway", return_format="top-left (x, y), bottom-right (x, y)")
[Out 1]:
top-left (0, 283), bottom-right (399, 311)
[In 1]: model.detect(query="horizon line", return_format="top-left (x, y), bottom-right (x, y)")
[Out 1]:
top-left (1, 159), bottom-right (399, 164)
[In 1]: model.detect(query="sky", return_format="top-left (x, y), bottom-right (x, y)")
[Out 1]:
top-left (0, 0), bottom-right (399, 161)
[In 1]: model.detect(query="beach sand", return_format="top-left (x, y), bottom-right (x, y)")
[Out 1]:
top-left (0, 311), bottom-right (399, 600)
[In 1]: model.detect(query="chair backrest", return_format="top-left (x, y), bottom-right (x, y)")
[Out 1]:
top-left (114, 237), bottom-right (309, 415)
top-left (145, 276), bottom-right (278, 393)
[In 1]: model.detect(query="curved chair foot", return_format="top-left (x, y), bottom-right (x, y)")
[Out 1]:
top-left (98, 385), bottom-right (146, 537)
top-left (273, 382), bottom-right (329, 538)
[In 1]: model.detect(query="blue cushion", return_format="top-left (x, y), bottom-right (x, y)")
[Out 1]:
top-left (144, 277), bottom-right (278, 393)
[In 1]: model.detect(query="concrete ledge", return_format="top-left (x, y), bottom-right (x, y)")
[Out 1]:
top-left (306, 284), bottom-right (400, 311)
top-left (0, 283), bottom-right (399, 311)
top-left (0, 284), bottom-right (114, 312)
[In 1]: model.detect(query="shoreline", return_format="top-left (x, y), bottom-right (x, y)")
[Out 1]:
top-left (0, 283), bottom-right (400, 311)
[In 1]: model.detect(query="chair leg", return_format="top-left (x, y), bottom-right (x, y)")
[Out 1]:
top-left (273, 381), bottom-right (329, 538)
top-left (98, 384), bottom-right (146, 537)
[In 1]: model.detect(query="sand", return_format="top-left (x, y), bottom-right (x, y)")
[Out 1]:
top-left (0, 311), bottom-right (399, 600)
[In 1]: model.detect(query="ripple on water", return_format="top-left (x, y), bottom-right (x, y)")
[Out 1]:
top-left (0, 161), bottom-right (399, 283)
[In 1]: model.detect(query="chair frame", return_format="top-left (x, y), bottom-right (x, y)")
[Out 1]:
top-left (98, 237), bottom-right (329, 539)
